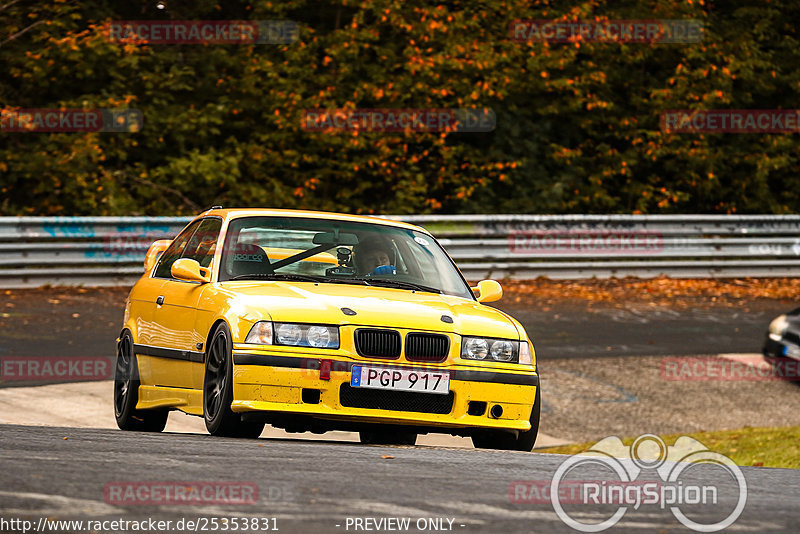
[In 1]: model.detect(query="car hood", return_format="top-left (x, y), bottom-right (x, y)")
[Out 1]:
top-left (216, 281), bottom-right (521, 339)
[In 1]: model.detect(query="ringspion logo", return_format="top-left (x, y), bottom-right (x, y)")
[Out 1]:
top-left (521, 434), bottom-right (747, 532)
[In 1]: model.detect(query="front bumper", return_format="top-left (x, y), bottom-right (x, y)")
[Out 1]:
top-left (764, 335), bottom-right (800, 360)
top-left (230, 349), bottom-right (539, 433)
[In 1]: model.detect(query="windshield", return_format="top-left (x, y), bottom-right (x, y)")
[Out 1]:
top-left (218, 216), bottom-right (473, 299)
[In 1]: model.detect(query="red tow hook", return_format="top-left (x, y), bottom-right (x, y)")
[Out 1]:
top-left (319, 359), bottom-right (332, 380)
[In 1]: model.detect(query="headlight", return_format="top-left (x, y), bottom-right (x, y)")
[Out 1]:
top-left (769, 315), bottom-right (789, 341)
top-left (491, 340), bottom-right (514, 361)
top-left (244, 321), bottom-right (339, 349)
top-left (307, 325), bottom-right (333, 348)
top-left (463, 337), bottom-right (489, 360)
top-left (276, 323), bottom-right (303, 345)
top-left (462, 336), bottom-right (521, 363)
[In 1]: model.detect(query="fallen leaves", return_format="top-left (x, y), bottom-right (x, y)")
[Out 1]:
top-left (500, 277), bottom-right (800, 309)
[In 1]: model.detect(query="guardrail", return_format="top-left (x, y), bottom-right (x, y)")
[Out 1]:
top-left (1, 215), bottom-right (799, 287)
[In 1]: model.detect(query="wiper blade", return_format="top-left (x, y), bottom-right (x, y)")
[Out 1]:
top-left (227, 273), bottom-right (441, 293)
top-left (349, 278), bottom-right (442, 294)
top-left (229, 273), bottom-right (327, 283)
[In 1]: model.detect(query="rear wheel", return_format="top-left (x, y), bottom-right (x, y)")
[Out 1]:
top-left (359, 428), bottom-right (417, 446)
top-left (114, 331), bottom-right (168, 432)
top-left (203, 323), bottom-right (265, 438)
top-left (471, 386), bottom-right (541, 452)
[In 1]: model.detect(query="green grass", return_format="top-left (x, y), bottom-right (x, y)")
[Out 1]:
top-left (537, 426), bottom-right (800, 469)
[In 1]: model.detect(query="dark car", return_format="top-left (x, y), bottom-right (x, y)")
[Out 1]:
top-left (763, 307), bottom-right (800, 360)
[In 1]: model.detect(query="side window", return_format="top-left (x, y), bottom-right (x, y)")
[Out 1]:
top-left (182, 218), bottom-right (222, 268)
top-left (153, 219), bottom-right (203, 279)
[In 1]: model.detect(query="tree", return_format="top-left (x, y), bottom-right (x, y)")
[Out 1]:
top-left (1, 0), bottom-right (798, 215)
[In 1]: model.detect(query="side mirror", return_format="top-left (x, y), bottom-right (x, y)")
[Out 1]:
top-left (143, 239), bottom-right (171, 272)
top-left (171, 258), bottom-right (211, 284)
top-left (472, 279), bottom-right (503, 303)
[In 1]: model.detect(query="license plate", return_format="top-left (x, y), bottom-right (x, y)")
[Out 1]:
top-left (350, 365), bottom-right (450, 395)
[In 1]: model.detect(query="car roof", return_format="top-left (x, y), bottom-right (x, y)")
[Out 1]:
top-left (199, 208), bottom-right (428, 233)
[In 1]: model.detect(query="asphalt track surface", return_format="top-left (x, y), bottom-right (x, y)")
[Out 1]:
top-left (1, 424), bottom-right (798, 533)
top-left (1, 287), bottom-right (799, 533)
top-left (499, 299), bottom-right (788, 359)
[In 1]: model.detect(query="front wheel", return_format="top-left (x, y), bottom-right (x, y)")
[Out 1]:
top-left (471, 386), bottom-right (541, 452)
top-left (114, 331), bottom-right (168, 432)
top-left (203, 323), bottom-right (265, 438)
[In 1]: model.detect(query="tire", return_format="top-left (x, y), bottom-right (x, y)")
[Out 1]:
top-left (359, 428), bottom-right (418, 446)
top-left (471, 386), bottom-right (541, 452)
top-left (114, 331), bottom-right (168, 432)
top-left (203, 322), bottom-right (265, 438)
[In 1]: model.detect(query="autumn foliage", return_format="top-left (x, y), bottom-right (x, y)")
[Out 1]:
top-left (1, 0), bottom-right (799, 215)
top-left (501, 276), bottom-right (800, 308)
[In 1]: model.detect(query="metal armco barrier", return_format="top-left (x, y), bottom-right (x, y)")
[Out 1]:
top-left (0, 215), bottom-right (798, 287)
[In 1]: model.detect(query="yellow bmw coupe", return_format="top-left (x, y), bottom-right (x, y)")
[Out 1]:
top-left (114, 208), bottom-right (540, 450)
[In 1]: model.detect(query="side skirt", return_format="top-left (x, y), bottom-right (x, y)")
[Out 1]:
top-left (137, 385), bottom-right (204, 416)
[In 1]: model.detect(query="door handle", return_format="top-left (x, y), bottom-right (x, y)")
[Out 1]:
top-left (156, 295), bottom-right (165, 305)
